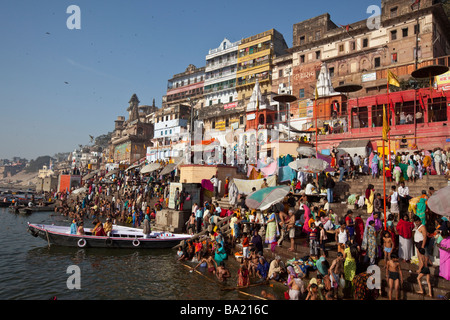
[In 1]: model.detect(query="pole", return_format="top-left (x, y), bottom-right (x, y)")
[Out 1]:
top-left (315, 99), bottom-right (318, 153)
top-left (382, 139), bottom-right (387, 231)
top-left (387, 80), bottom-right (392, 172)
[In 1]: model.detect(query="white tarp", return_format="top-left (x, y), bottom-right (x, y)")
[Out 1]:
top-left (232, 175), bottom-right (277, 195)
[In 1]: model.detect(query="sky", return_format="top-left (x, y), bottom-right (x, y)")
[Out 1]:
top-left (0, 0), bottom-right (378, 160)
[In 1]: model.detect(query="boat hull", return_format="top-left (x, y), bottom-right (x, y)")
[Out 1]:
top-left (28, 223), bottom-right (190, 249)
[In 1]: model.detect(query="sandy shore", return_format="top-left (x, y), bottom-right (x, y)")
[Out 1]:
top-left (0, 170), bottom-right (38, 189)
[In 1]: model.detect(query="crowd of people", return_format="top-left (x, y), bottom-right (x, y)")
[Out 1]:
top-left (326, 147), bottom-right (450, 183)
top-left (44, 151), bottom-right (450, 301)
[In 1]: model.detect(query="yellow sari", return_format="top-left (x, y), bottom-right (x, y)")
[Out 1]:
top-left (365, 190), bottom-right (374, 214)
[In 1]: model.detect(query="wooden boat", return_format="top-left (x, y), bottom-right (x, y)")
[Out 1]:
top-left (18, 204), bottom-right (56, 214)
top-left (27, 223), bottom-right (191, 249)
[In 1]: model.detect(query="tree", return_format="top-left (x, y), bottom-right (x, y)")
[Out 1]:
top-left (25, 156), bottom-right (54, 173)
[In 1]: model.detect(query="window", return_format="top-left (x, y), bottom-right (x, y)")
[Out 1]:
top-left (396, 101), bottom-right (416, 125)
top-left (212, 121), bottom-right (215, 129)
top-left (339, 44), bottom-right (344, 52)
top-left (390, 7), bottom-right (398, 18)
top-left (374, 57), bottom-right (381, 68)
top-left (391, 53), bottom-right (398, 63)
top-left (329, 67), bottom-right (335, 78)
top-left (362, 38), bottom-right (369, 48)
top-left (316, 51), bottom-right (321, 59)
top-left (350, 41), bottom-right (356, 51)
top-left (299, 89), bottom-right (305, 98)
top-left (300, 36), bottom-right (305, 45)
top-left (240, 116), bottom-right (244, 125)
top-left (300, 55), bottom-right (305, 63)
top-left (391, 30), bottom-right (397, 41)
top-left (402, 28), bottom-right (408, 37)
top-left (279, 69), bottom-right (283, 78)
top-left (351, 106), bottom-right (368, 128)
top-left (229, 96), bottom-right (233, 102)
top-left (414, 24), bottom-right (420, 35)
top-left (225, 118), bottom-right (229, 127)
top-left (315, 31), bottom-right (321, 40)
top-left (428, 97), bottom-right (447, 122)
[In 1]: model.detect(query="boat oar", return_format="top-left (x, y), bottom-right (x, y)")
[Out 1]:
top-left (181, 263), bottom-right (220, 285)
top-left (236, 290), bottom-right (267, 300)
top-left (221, 281), bottom-right (272, 291)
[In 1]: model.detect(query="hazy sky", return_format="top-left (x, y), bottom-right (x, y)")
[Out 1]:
top-left (0, 0), bottom-right (376, 160)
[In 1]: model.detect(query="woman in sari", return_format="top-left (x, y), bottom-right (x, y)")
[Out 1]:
top-left (416, 196), bottom-right (428, 226)
top-left (224, 177), bottom-right (229, 198)
top-left (362, 220), bottom-right (378, 265)
top-left (265, 212), bottom-right (279, 252)
top-left (365, 184), bottom-right (375, 215)
top-left (344, 242), bottom-right (357, 295)
top-left (362, 212), bottom-right (382, 262)
top-left (393, 165), bottom-right (402, 184)
top-left (353, 271), bottom-right (378, 300)
top-left (437, 230), bottom-right (450, 281)
top-left (214, 242), bottom-right (227, 265)
top-left (354, 215), bottom-right (365, 246)
top-left (302, 204), bottom-right (312, 235)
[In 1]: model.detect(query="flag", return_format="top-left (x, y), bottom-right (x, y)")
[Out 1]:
top-left (418, 92), bottom-right (425, 110)
top-left (387, 70), bottom-right (400, 87)
top-left (339, 24), bottom-right (353, 32)
top-left (382, 104), bottom-right (390, 142)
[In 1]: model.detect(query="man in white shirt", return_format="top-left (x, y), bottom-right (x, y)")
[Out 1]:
top-left (305, 182), bottom-right (316, 195)
top-left (210, 175), bottom-right (219, 198)
top-left (398, 181), bottom-right (409, 215)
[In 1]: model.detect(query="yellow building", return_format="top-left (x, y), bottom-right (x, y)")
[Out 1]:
top-left (236, 29), bottom-right (288, 105)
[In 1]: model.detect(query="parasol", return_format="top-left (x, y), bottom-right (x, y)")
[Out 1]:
top-left (140, 162), bottom-right (161, 174)
top-left (159, 163), bottom-right (177, 176)
top-left (82, 170), bottom-right (98, 180)
top-left (71, 187), bottom-right (88, 195)
top-left (334, 84), bottom-right (363, 93)
top-left (296, 147), bottom-right (316, 157)
top-left (288, 158), bottom-right (329, 174)
top-left (427, 185), bottom-right (450, 217)
top-left (273, 93), bottom-right (297, 103)
top-left (411, 65), bottom-right (449, 79)
top-left (245, 185), bottom-right (290, 211)
top-left (105, 169), bottom-right (119, 178)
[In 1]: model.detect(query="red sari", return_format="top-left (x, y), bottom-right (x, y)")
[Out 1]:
top-left (354, 216), bottom-right (365, 246)
top-left (238, 267), bottom-right (250, 287)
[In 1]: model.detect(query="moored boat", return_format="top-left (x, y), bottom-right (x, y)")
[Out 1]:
top-left (27, 223), bottom-right (191, 249)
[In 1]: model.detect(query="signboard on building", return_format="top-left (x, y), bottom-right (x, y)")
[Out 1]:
top-left (362, 72), bottom-right (377, 82)
top-left (215, 121), bottom-right (226, 131)
top-left (224, 102), bottom-right (238, 110)
top-left (435, 70), bottom-right (450, 91)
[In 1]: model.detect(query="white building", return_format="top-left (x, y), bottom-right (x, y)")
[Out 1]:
top-left (204, 38), bottom-right (241, 107)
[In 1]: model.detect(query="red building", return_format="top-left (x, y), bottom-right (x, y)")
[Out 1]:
top-left (313, 87), bottom-right (450, 154)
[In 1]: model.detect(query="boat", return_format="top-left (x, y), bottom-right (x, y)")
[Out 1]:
top-left (17, 204), bottom-right (56, 214)
top-left (27, 223), bottom-right (192, 249)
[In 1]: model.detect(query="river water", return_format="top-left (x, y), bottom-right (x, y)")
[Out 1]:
top-left (0, 208), bottom-right (280, 300)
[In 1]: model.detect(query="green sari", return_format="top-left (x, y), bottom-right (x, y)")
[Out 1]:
top-left (416, 198), bottom-right (427, 225)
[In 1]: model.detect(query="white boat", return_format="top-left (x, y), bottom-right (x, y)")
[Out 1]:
top-left (28, 222), bottom-right (191, 249)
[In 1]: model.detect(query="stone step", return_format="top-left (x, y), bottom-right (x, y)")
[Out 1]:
top-left (254, 238), bottom-right (449, 299)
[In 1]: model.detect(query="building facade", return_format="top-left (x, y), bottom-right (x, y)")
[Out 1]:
top-left (236, 29), bottom-right (289, 107)
top-left (109, 94), bottom-right (155, 164)
top-left (204, 38), bottom-right (241, 107)
top-left (164, 64), bottom-right (205, 111)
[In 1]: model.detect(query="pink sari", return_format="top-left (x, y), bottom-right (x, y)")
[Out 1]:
top-left (439, 237), bottom-right (450, 281)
